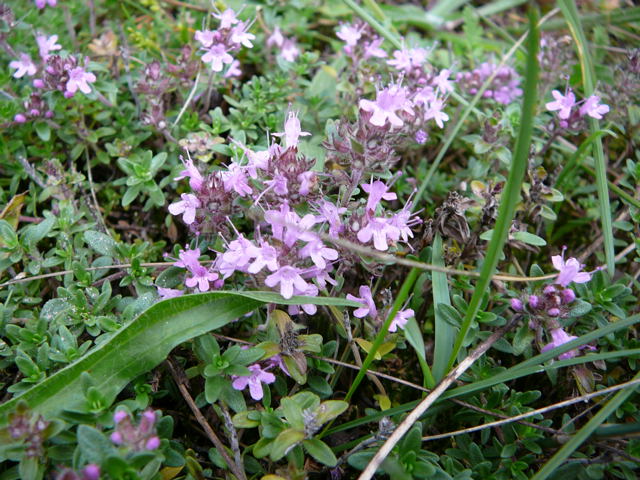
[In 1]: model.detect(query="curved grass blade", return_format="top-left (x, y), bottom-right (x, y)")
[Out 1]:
top-left (558, 0), bottom-right (615, 275)
top-left (530, 370), bottom-right (640, 480)
top-left (431, 233), bottom-right (454, 382)
top-left (446, 8), bottom-right (539, 369)
top-left (0, 291), bottom-right (360, 425)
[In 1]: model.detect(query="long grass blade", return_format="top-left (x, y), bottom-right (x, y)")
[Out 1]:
top-left (446, 8), bottom-right (540, 369)
top-left (558, 0), bottom-right (615, 275)
top-left (431, 233), bottom-right (454, 382)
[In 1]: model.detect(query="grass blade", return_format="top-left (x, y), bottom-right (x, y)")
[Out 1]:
top-left (431, 233), bottom-right (454, 382)
top-left (530, 370), bottom-right (640, 480)
top-left (558, 0), bottom-right (615, 275)
top-left (447, 8), bottom-right (540, 369)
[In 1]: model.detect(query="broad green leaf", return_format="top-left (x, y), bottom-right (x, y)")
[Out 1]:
top-left (270, 428), bottom-right (305, 461)
top-left (0, 292), bottom-right (359, 425)
top-left (303, 438), bottom-right (337, 466)
top-left (84, 231), bottom-right (118, 257)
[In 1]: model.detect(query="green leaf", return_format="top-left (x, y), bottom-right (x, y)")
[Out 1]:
top-left (511, 231), bottom-right (547, 246)
top-left (77, 425), bottom-right (116, 463)
top-left (303, 438), bottom-right (338, 466)
top-left (432, 233), bottom-right (454, 382)
top-left (84, 231), bottom-right (118, 257)
top-left (34, 122), bottom-right (51, 142)
top-left (270, 428), bottom-right (305, 461)
top-left (313, 400), bottom-right (348, 425)
top-left (0, 292), bottom-right (359, 425)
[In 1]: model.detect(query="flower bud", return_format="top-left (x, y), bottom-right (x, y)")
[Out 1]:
top-left (145, 436), bottom-right (160, 450)
top-left (113, 410), bottom-right (128, 424)
top-left (543, 285), bottom-right (556, 295)
top-left (528, 295), bottom-right (539, 309)
top-left (547, 307), bottom-right (560, 317)
top-left (33, 79), bottom-right (45, 88)
top-left (560, 288), bottom-right (576, 304)
top-left (82, 464), bottom-right (100, 480)
top-left (510, 298), bottom-right (523, 311)
top-left (110, 431), bottom-right (123, 445)
top-left (14, 113), bottom-right (26, 123)
top-left (64, 91), bottom-right (75, 99)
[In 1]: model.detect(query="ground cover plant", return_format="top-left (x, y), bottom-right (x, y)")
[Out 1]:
top-left (0, 0), bottom-right (639, 478)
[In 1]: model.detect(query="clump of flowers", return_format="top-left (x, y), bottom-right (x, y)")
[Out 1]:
top-left (110, 409), bottom-right (161, 452)
top-left (347, 284), bottom-right (415, 333)
top-left (510, 248), bottom-right (599, 359)
top-left (336, 20), bottom-right (386, 63)
top-left (266, 26), bottom-right (300, 63)
top-left (195, 7), bottom-right (255, 76)
top-left (545, 88), bottom-right (610, 129)
top-left (456, 62), bottom-right (522, 105)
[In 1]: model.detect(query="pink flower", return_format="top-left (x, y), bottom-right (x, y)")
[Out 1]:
top-left (359, 83), bottom-right (414, 128)
top-left (212, 8), bottom-right (239, 29)
top-left (415, 129), bottom-right (428, 144)
top-left (551, 249), bottom-right (593, 287)
top-left (202, 44), bottom-right (234, 72)
top-left (173, 248), bottom-right (219, 292)
top-left (36, 34), bottom-right (61, 59)
top-left (288, 283), bottom-right (320, 316)
top-left (424, 97), bottom-right (449, 128)
top-left (230, 22), bottom-right (255, 48)
top-left (195, 30), bottom-right (216, 48)
top-left (364, 37), bottom-right (387, 59)
top-left (314, 200), bottom-right (346, 237)
top-left (220, 162), bottom-right (252, 197)
top-left (433, 69), bottom-right (454, 94)
top-left (9, 54), bottom-right (37, 78)
top-left (389, 308), bottom-right (414, 333)
top-left (357, 217), bottom-right (400, 251)
top-left (336, 23), bottom-right (362, 48)
top-left (280, 39), bottom-right (300, 62)
top-left (346, 285), bottom-right (377, 319)
top-left (247, 242), bottom-right (279, 274)
top-left (224, 59), bottom-right (242, 78)
top-left (175, 155), bottom-right (204, 191)
top-left (267, 27), bottom-right (284, 48)
top-left (220, 235), bottom-right (257, 275)
top-left (297, 171), bottom-right (316, 196)
top-left (264, 203), bottom-right (317, 247)
top-left (168, 193), bottom-right (201, 225)
top-left (265, 265), bottom-right (309, 299)
top-left (579, 95), bottom-right (609, 119)
top-left (35, 0), bottom-right (57, 8)
top-left (362, 179), bottom-right (397, 213)
top-left (265, 173), bottom-right (288, 196)
top-left (546, 89), bottom-right (576, 120)
top-left (66, 66), bottom-right (96, 95)
top-left (387, 47), bottom-right (429, 73)
top-left (541, 328), bottom-right (579, 360)
top-left (232, 364), bottom-right (276, 401)
top-left (299, 238), bottom-right (338, 269)
top-left (157, 287), bottom-right (184, 299)
top-left (273, 111), bottom-right (311, 149)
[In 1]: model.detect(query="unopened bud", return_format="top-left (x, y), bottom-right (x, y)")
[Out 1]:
top-left (510, 298), bottom-right (523, 311)
top-left (547, 307), bottom-right (560, 317)
top-left (113, 410), bottom-right (128, 424)
top-left (560, 288), bottom-right (576, 304)
top-left (145, 436), bottom-right (160, 450)
top-left (14, 113), bottom-right (26, 123)
top-left (82, 464), bottom-right (100, 480)
top-left (33, 79), bottom-right (45, 88)
top-left (528, 295), bottom-right (539, 309)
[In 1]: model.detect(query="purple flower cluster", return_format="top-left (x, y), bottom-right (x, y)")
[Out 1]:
top-left (456, 62), bottom-right (523, 105)
top-left (267, 26), bottom-right (300, 63)
top-left (165, 111), bottom-right (421, 313)
top-left (545, 88), bottom-right (609, 129)
top-left (35, 0), bottom-right (57, 9)
top-left (335, 21), bottom-right (386, 61)
top-left (195, 8), bottom-right (255, 77)
top-left (510, 249), bottom-right (598, 360)
top-left (110, 409), bottom-right (161, 452)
